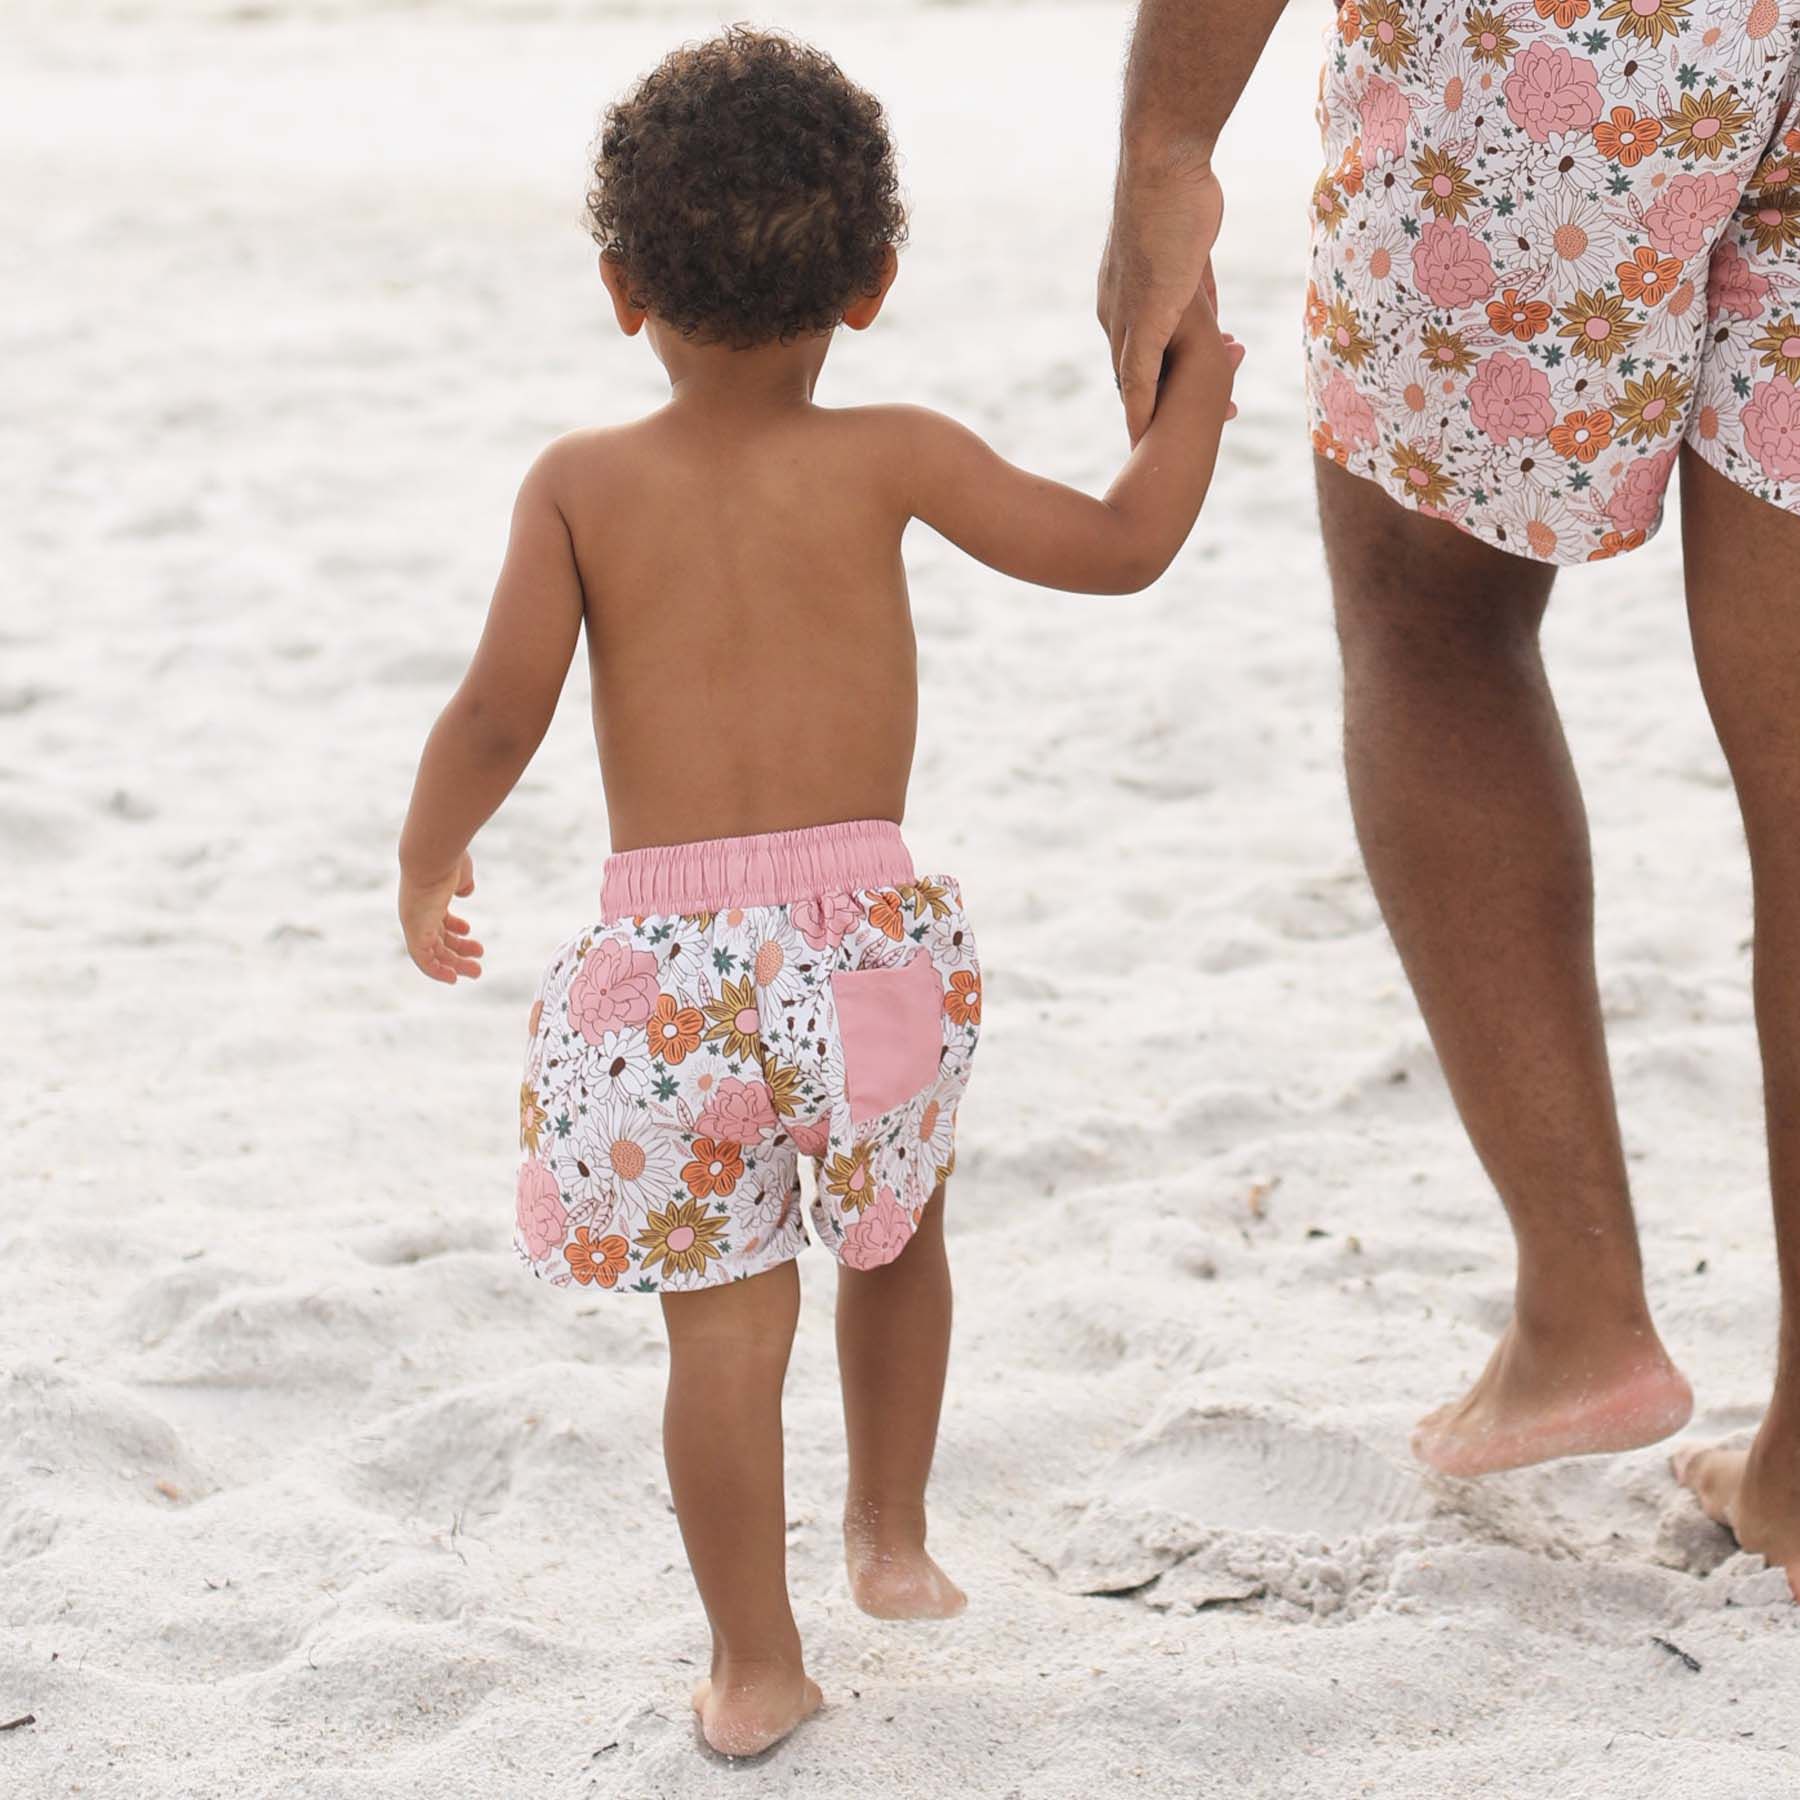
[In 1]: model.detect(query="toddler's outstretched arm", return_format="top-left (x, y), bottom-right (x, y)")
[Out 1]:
top-left (886, 301), bottom-right (1242, 595)
top-left (397, 449), bottom-right (585, 982)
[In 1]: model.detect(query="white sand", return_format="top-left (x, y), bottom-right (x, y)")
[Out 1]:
top-left (6, 3), bottom-right (1799, 1795)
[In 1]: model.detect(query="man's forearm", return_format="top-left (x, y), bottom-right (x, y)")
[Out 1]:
top-left (1120, 0), bottom-right (1292, 163)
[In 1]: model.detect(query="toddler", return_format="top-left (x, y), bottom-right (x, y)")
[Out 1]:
top-left (398, 27), bottom-right (1239, 1759)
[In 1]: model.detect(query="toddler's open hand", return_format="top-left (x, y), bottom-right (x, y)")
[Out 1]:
top-left (399, 851), bottom-right (483, 984)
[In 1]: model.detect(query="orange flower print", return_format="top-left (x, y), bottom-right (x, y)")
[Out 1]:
top-left (1325, 296), bottom-right (1376, 368)
top-left (1556, 289), bottom-right (1642, 365)
top-left (1597, 0), bottom-right (1690, 45)
top-left (647, 992), bottom-right (704, 1065)
top-left (1615, 246), bottom-right (1682, 306)
top-left (1335, 141), bottom-right (1366, 199)
top-left (1421, 325), bottom-right (1479, 375)
top-left (1312, 424), bottom-right (1351, 467)
top-left (564, 1228), bottom-right (631, 1288)
top-left (1614, 369), bottom-right (1691, 442)
top-left (1592, 106), bottom-right (1661, 166)
top-left (1337, 0), bottom-right (1362, 42)
top-left (1752, 316), bottom-right (1800, 383)
top-left (1588, 530), bottom-right (1648, 561)
top-left (1462, 7), bottom-right (1518, 63)
top-left (1389, 442), bottom-right (1455, 506)
top-left (1412, 147), bottom-right (1478, 222)
top-left (944, 969), bottom-right (983, 1028)
top-left (1486, 289), bottom-right (1553, 342)
top-left (1532, 0), bottom-right (1590, 23)
top-left (1360, 0), bottom-right (1419, 71)
top-left (867, 890), bottom-right (907, 941)
top-left (1661, 87), bottom-right (1752, 161)
top-left (1547, 408), bottom-right (1616, 461)
top-left (682, 1136), bottom-right (744, 1199)
top-left (1304, 282), bottom-right (1330, 337)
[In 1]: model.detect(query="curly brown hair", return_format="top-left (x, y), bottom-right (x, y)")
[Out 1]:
top-left (585, 27), bottom-right (907, 348)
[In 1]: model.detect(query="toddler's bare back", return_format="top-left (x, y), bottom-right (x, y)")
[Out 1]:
top-left (550, 402), bottom-right (920, 851)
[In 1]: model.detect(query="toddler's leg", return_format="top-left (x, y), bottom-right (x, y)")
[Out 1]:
top-left (661, 1262), bottom-right (821, 1756)
top-left (836, 1185), bottom-right (966, 1619)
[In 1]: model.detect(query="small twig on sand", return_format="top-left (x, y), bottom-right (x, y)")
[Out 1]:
top-left (0, 1714), bottom-right (36, 1732)
top-left (1651, 1635), bottom-right (1702, 1673)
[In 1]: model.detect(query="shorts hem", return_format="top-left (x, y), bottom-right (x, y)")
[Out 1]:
top-left (1311, 444), bottom-right (1667, 569)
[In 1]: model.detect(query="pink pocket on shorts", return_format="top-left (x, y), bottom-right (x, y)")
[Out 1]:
top-left (830, 952), bottom-right (945, 1126)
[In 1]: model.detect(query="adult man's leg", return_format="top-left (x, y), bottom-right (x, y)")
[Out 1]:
top-left (1317, 457), bottom-right (1693, 1475)
top-left (1672, 447), bottom-right (1800, 1595)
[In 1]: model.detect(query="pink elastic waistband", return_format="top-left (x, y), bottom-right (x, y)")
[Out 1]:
top-left (601, 820), bottom-right (916, 919)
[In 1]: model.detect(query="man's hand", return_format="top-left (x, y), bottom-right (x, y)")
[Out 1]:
top-left (1098, 155), bottom-right (1224, 445)
top-left (399, 850), bottom-right (483, 984)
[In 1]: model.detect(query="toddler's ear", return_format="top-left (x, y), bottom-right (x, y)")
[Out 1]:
top-left (599, 255), bottom-right (648, 337)
top-left (842, 245), bottom-right (899, 332)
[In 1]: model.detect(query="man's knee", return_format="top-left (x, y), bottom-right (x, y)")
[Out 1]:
top-left (1316, 460), bottom-right (1554, 671)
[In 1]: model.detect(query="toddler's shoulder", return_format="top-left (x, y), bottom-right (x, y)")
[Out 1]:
top-left (521, 422), bottom-right (657, 520)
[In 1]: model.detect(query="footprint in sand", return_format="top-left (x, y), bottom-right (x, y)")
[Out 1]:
top-left (1051, 1405), bottom-right (1432, 1600)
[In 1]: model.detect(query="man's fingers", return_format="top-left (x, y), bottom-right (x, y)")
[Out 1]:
top-left (444, 913), bottom-right (470, 935)
top-left (1119, 329), bottom-right (1164, 445)
top-left (442, 935), bottom-right (483, 958)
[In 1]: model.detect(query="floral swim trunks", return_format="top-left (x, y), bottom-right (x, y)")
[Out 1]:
top-left (514, 820), bottom-right (981, 1295)
top-left (1306, 0), bottom-right (1800, 562)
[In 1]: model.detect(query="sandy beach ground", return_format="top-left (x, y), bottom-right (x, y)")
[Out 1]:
top-left (6, 3), bottom-right (1799, 1795)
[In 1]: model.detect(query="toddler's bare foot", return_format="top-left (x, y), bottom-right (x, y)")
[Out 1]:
top-left (691, 1663), bottom-right (822, 1758)
top-left (844, 1509), bottom-right (966, 1619)
top-left (1413, 1316), bottom-right (1693, 1477)
top-left (1673, 1427), bottom-right (1800, 1600)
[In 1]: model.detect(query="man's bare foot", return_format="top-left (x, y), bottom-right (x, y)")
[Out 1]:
top-left (690, 1664), bottom-right (822, 1758)
top-left (844, 1510), bottom-right (966, 1619)
top-left (1412, 1317), bottom-right (1693, 1477)
top-left (1673, 1428), bottom-right (1800, 1600)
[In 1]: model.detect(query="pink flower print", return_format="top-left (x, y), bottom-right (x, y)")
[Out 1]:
top-left (1466, 354), bottom-right (1555, 443)
top-left (1603, 446), bottom-right (1678, 533)
top-left (1708, 239), bottom-right (1770, 322)
top-left (1743, 376), bottom-right (1800, 482)
top-left (1412, 221), bottom-right (1497, 310)
top-left (694, 1077), bottom-right (779, 1144)
top-left (793, 890), bottom-right (861, 951)
top-left (1321, 371), bottom-right (1378, 448)
top-left (788, 1114), bottom-right (831, 1160)
top-left (566, 937), bottom-right (661, 1042)
top-left (840, 1186), bottom-right (915, 1271)
top-left (1503, 44), bottom-right (1603, 144)
top-left (1644, 174), bottom-right (1738, 259)
top-left (516, 1161), bottom-right (567, 1260)
top-left (1359, 75), bottom-right (1412, 162)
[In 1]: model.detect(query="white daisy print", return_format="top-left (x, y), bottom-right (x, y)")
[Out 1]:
top-left (583, 1097), bottom-right (682, 1213)
top-left (1520, 190), bottom-right (1620, 294)
top-left (587, 1029), bottom-right (653, 1103)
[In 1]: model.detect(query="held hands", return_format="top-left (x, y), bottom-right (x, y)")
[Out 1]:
top-left (1166, 287), bottom-right (1246, 419)
top-left (1097, 156), bottom-right (1228, 443)
top-left (399, 850), bottom-right (484, 984)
